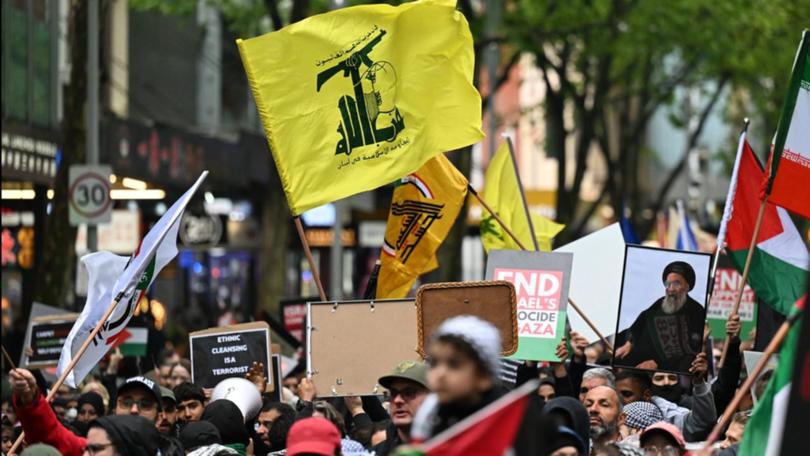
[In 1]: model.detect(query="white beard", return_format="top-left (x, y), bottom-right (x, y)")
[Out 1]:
top-left (662, 293), bottom-right (686, 314)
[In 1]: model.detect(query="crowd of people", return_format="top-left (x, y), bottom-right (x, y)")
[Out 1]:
top-left (1, 311), bottom-right (763, 455)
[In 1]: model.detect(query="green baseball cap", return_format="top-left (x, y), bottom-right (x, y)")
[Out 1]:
top-left (159, 386), bottom-right (176, 404)
top-left (378, 361), bottom-right (428, 390)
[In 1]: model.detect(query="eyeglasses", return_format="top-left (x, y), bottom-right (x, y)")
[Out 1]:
top-left (83, 443), bottom-right (113, 455)
top-left (385, 387), bottom-right (421, 401)
top-left (643, 445), bottom-right (679, 456)
top-left (117, 398), bottom-right (156, 411)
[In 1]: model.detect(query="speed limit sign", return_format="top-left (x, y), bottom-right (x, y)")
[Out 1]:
top-left (69, 165), bottom-right (113, 226)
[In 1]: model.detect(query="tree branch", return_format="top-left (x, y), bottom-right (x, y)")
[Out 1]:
top-left (262, 0), bottom-right (283, 31)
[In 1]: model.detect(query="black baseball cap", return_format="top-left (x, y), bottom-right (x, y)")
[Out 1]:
top-left (117, 376), bottom-right (163, 412)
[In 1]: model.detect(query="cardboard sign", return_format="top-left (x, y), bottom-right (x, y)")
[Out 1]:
top-left (26, 314), bottom-right (79, 368)
top-left (743, 350), bottom-right (779, 404)
top-left (707, 254), bottom-right (757, 339)
top-left (613, 245), bottom-right (711, 375)
top-left (20, 302), bottom-right (74, 368)
top-left (554, 223), bottom-right (625, 343)
top-left (308, 299), bottom-right (418, 397)
top-left (485, 251), bottom-right (573, 361)
top-left (189, 322), bottom-right (272, 389)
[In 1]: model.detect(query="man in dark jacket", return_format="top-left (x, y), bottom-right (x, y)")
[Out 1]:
top-left (371, 361), bottom-right (429, 456)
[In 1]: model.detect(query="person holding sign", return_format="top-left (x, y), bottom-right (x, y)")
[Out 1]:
top-left (615, 261), bottom-right (706, 372)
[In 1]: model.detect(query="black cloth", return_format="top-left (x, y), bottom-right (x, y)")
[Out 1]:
top-left (90, 415), bottom-right (160, 456)
top-left (371, 421), bottom-right (404, 456)
top-left (430, 387), bottom-right (505, 438)
top-left (713, 337), bottom-right (742, 413)
top-left (515, 363), bottom-right (576, 399)
top-left (541, 396), bottom-right (590, 455)
top-left (202, 400), bottom-right (249, 445)
top-left (180, 421), bottom-right (222, 451)
top-left (623, 296), bottom-right (705, 372)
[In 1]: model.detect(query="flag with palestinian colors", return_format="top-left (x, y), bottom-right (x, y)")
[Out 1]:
top-left (237, 0), bottom-right (482, 215)
top-left (717, 133), bottom-right (808, 315)
top-left (738, 297), bottom-right (804, 456)
top-left (480, 142), bottom-right (564, 252)
top-left (377, 154), bottom-right (467, 299)
top-left (764, 30), bottom-right (810, 219)
top-left (57, 172), bottom-right (207, 387)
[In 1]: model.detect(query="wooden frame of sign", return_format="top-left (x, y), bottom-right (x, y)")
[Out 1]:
top-left (307, 299), bottom-right (418, 397)
top-left (415, 281), bottom-right (518, 358)
top-left (24, 313), bottom-right (79, 368)
top-left (189, 321), bottom-right (272, 390)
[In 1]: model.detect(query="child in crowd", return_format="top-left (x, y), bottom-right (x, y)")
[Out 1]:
top-left (410, 315), bottom-right (503, 441)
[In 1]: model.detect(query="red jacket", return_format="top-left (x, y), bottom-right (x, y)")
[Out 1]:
top-left (13, 392), bottom-right (86, 456)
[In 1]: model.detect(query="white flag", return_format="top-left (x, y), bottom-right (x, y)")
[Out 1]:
top-left (58, 172), bottom-right (207, 387)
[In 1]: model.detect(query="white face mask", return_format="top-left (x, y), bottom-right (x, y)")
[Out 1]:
top-left (66, 407), bottom-right (78, 420)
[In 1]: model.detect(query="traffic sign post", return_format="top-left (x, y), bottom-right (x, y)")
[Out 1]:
top-left (69, 165), bottom-right (112, 226)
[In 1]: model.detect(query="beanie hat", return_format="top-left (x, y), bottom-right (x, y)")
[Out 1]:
top-left (432, 315), bottom-right (501, 378)
top-left (77, 392), bottom-right (105, 417)
top-left (180, 420), bottom-right (222, 451)
top-left (90, 415), bottom-right (161, 456)
top-left (623, 401), bottom-right (665, 430)
top-left (20, 444), bottom-right (61, 456)
top-left (662, 261), bottom-right (696, 291)
top-left (202, 399), bottom-right (249, 445)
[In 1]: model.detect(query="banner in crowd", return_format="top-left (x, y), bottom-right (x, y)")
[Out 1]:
top-left (308, 299), bottom-right (418, 396)
top-left (58, 172), bottom-right (207, 387)
top-left (485, 250), bottom-right (573, 361)
top-left (707, 253), bottom-right (757, 339)
top-left (377, 154), bottom-right (468, 299)
top-left (23, 314), bottom-right (79, 368)
top-left (190, 321), bottom-right (272, 390)
top-left (614, 245), bottom-right (711, 374)
top-left (237, 0), bottom-right (482, 215)
top-left (554, 223), bottom-right (625, 343)
top-left (19, 302), bottom-right (73, 368)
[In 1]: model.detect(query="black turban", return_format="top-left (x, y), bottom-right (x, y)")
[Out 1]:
top-left (662, 261), bottom-right (696, 290)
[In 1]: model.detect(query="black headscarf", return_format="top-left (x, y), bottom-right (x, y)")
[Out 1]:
top-left (202, 399), bottom-right (249, 445)
top-left (542, 396), bottom-right (591, 455)
top-left (77, 392), bottom-right (105, 417)
top-left (90, 415), bottom-right (160, 456)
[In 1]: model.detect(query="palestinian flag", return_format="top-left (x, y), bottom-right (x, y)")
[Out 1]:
top-left (419, 380), bottom-right (540, 455)
top-left (738, 296), bottom-right (805, 456)
top-left (764, 30), bottom-right (810, 219)
top-left (717, 132), bottom-right (808, 315)
top-left (114, 327), bottom-right (148, 357)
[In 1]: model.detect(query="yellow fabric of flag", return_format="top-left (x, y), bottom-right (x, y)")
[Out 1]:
top-left (480, 142), bottom-right (564, 252)
top-left (237, 0), bottom-right (483, 215)
top-left (377, 154), bottom-right (468, 299)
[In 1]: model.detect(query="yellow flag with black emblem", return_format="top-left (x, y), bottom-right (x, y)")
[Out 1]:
top-left (237, 0), bottom-right (483, 215)
top-left (377, 154), bottom-right (468, 299)
top-left (481, 142), bottom-right (565, 252)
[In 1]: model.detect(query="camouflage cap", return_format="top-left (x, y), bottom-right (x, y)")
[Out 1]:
top-left (378, 360), bottom-right (428, 390)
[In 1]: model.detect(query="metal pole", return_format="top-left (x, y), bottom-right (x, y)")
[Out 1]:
top-left (485, 0), bottom-right (501, 158)
top-left (330, 201), bottom-right (344, 300)
top-left (87, 0), bottom-right (99, 252)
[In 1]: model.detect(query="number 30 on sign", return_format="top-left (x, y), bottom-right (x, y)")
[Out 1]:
top-left (69, 165), bottom-right (112, 226)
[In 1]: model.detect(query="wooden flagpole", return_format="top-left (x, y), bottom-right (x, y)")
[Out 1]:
top-left (294, 216), bottom-right (328, 302)
top-left (1, 344), bottom-right (16, 370)
top-left (468, 184), bottom-right (613, 351)
top-left (702, 312), bottom-right (799, 450)
top-left (718, 198), bottom-right (768, 368)
top-left (503, 135), bottom-right (539, 250)
top-left (9, 294), bottom-right (125, 455)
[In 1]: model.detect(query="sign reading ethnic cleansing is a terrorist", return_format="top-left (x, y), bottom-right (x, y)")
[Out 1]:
top-left (189, 322), bottom-right (272, 389)
top-left (485, 250), bottom-right (573, 361)
top-left (613, 245), bottom-right (711, 375)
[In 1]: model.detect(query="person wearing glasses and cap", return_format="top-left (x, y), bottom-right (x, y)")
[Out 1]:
top-left (9, 369), bottom-right (169, 456)
top-left (371, 360), bottom-right (429, 456)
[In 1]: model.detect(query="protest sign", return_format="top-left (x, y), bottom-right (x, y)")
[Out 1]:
top-left (554, 223), bottom-right (625, 343)
top-left (19, 302), bottom-right (73, 368)
top-left (743, 350), bottom-right (779, 404)
top-left (308, 299), bottom-right (418, 396)
top-left (613, 245), bottom-right (711, 374)
top-left (25, 314), bottom-right (79, 368)
top-left (707, 253), bottom-right (757, 339)
top-left (485, 251), bottom-right (573, 361)
top-left (190, 321), bottom-right (271, 389)
top-left (416, 281), bottom-right (518, 357)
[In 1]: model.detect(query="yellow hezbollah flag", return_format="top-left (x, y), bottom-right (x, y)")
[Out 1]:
top-left (377, 154), bottom-right (467, 299)
top-left (237, 0), bottom-right (483, 215)
top-left (481, 142), bottom-right (564, 252)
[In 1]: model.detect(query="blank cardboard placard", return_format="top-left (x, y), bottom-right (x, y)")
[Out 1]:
top-left (308, 299), bottom-right (418, 397)
top-left (554, 223), bottom-right (625, 343)
top-left (415, 281), bottom-right (517, 357)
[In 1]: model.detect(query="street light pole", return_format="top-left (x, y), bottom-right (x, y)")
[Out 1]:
top-left (87, 0), bottom-right (99, 252)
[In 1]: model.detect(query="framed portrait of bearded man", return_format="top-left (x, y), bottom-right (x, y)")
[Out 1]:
top-left (612, 245), bottom-right (712, 374)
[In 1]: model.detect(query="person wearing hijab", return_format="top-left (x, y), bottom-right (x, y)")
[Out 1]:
top-left (74, 392), bottom-right (106, 437)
